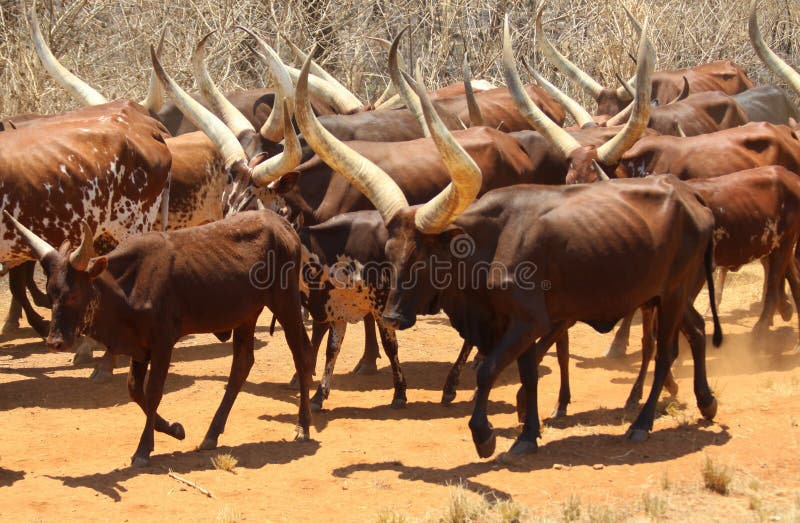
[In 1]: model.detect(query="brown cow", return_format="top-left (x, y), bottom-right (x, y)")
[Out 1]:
top-left (537, 8), bottom-right (753, 115)
top-left (5, 209), bottom-right (313, 467)
top-left (0, 100), bottom-right (171, 337)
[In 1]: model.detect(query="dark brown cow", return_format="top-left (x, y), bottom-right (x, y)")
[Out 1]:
top-left (293, 23), bottom-right (721, 459)
top-left (0, 100), bottom-right (171, 337)
top-left (537, 9), bottom-right (753, 115)
top-left (5, 210), bottom-right (313, 467)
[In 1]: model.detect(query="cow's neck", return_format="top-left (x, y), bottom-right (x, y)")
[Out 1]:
top-left (80, 273), bottom-right (127, 348)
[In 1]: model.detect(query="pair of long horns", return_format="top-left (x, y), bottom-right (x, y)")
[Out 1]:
top-left (749, 0), bottom-right (800, 97)
top-left (28, 0), bottom-right (164, 113)
top-left (153, 42), bottom-right (300, 188)
top-left (295, 46), bottom-right (481, 233)
top-left (3, 211), bottom-right (95, 271)
top-left (505, 12), bottom-right (653, 165)
top-left (537, 4), bottom-right (643, 106)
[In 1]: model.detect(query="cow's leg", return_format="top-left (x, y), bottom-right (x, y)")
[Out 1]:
top-left (310, 321), bottom-right (346, 412)
top-left (503, 322), bottom-right (571, 460)
top-left (375, 317), bottom-right (406, 408)
top-left (1, 296), bottom-right (22, 335)
top-left (784, 257), bottom-right (800, 352)
top-left (7, 265), bottom-right (48, 337)
top-left (625, 306), bottom-right (657, 409)
top-left (442, 341), bottom-right (472, 404)
top-left (200, 318), bottom-right (257, 450)
top-left (469, 319), bottom-right (540, 459)
top-left (352, 314), bottom-right (380, 375)
top-left (550, 333), bottom-right (571, 418)
top-left (754, 245), bottom-right (793, 338)
top-left (606, 312), bottom-right (634, 358)
top-left (126, 359), bottom-right (184, 439)
top-left (23, 261), bottom-right (49, 308)
top-left (288, 319), bottom-right (326, 389)
top-left (681, 305), bottom-right (717, 419)
top-left (130, 348), bottom-right (180, 467)
top-left (627, 298), bottom-right (681, 442)
top-left (273, 300), bottom-right (313, 441)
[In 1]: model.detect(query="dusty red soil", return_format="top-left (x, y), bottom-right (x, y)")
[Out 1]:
top-left (1, 263), bottom-right (799, 522)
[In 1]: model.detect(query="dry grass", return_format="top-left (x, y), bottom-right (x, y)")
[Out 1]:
top-left (642, 492), bottom-right (668, 521)
top-left (1, 1), bottom-right (798, 120)
top-left (215, 505), bottom-right (242, 523)
top-left (210, 452), bottom-right (238, 473)
top-left (702, 455), bottom-right (733, 495)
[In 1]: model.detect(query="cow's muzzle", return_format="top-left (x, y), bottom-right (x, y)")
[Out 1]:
top-left (382, 312), bottom-right (416, 331)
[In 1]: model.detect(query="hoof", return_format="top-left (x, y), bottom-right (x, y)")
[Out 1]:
top-left (294, 426), bottom-right (310, 442)
top-left (780, 300), bottom-right (793, 322)
top-left (198, 437), bottom-right (218, 451)
top-left (626, 427), bottom-right (649, 443)
top-left (131, 455), bottom-right (150, 468)
top-left (441, 389), bottom-right (456, 405)
top-left (699, 397), bottom-right (718, 420)
top-left (88, 367), bottom-right (113, 384)
top-left (169, 422), bottom-right (186, 440)
top-left (310, 396), bottom-right (324, 412)
top-left (605, 343), bottom-right (628, 359)
top-left (352, 359), bottom-right (378, 376)
top-left (550, 406), bottom-right (567, 418)
top-left (390, 396), bottom-right (407, 409)
top-left (498, 438), bottom-right (538, 464)
top-left (1, 322), bottom-right (21, 336)
top-left (473, 430), bottom-right (497, 459)
top-left (665, 381), bottom-right (679, 397)
top-left (73, 351), bottom-right (94, 365)
top-left (288, 373), bottom-right (300, 390)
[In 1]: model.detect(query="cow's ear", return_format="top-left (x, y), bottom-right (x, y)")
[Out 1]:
top-left (86, 257), bottom-right (107, 280)
top-left (269, 171), bottom-right (300, 194)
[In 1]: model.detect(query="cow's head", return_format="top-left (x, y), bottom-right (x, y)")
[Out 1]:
top-left (510, 12), bottom-right (654, 184)
top-left (293, 45), bottom-right (482, 330)
top-left (536, 7), bottom-right (645, 117)
top-left (4, 214), bottom-right (106, 352)
top-left (152, 43), bottom-right (302, 219)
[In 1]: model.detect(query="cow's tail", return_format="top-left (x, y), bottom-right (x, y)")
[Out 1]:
top-left (704, 239), bottom-right (723, 347)
top-left (269, 315), bottom-right (277, 336)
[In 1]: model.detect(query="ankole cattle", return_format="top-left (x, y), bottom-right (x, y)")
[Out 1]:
top-left (5, 209), bottom-right (313, 467)
top-left (0, 100), bottom-right (171, 338)
top-left (537, 6), bottom-right (753, 116)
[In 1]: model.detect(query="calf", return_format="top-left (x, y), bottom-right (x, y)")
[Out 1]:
top-left (5, 210), bottom-right (313, 467)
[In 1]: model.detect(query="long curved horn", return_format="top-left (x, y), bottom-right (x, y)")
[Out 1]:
top-left (237, 26), bottom-right (295, 143)
top-left (193, 33), bottom-right (257, 143)
top-left (367, 36), bottom-right (402, 108)
top-left (251, 101), bottom-right (302, 186)
top-left (667, 77), bottom-right (690, 104)
top-left (504, 15), bottom-right (582, 159)
top-left (28, 0), bottom-right (107, 106)
top-left (749, 0), bottom-right (800, 96)
top-left (151, 46), bottom-right (247, 170)
top-left (68, 221), bottom-right (95, 271)
top-left (615, 72), bottom-right (635, 99)
top-left (283, 36), bottom-right (363, 109)
top-left (406, 66), bottom-right (481, 234)
top-left (285, 66), bottom-right (362, 114)
top-left (523, 57), bottom-right (594, 128)
top-left (141, 27), bottom-right (167, 113)
top-left (536, 8), bottom-right (604, 100)
top-left (3, 211), bottom-right (57, 261)
top-left (463, 55), bottom-right (484, 127)
top-left (605, 99), bottom-right (634, 126)
top-left (294, 49), bottom-right (408, 223)
top-left (389, 28), bottom-right (429, 137)
top-left (596, 20), bottom-right (654, 165)
top-left (615, 5), bottom-right (645, 101)
top-left (376, 93), bottom-right (402, 110)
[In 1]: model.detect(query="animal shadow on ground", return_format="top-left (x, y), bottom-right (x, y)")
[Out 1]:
top-left (257, 399), bottom-right (516, 433)
top-left (0, 467), bottom-right (25, 488)
top-left (332, 422), bottom-right (730, 496)
top-left (47, 439), bottom-right (321, 501)
top-left (0, 372), bottom-right (201, 411)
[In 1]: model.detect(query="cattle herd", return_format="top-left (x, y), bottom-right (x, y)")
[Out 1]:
top-left (1, 0), bottom-right (800, 468)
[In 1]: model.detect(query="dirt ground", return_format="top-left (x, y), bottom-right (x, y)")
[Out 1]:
top-left (1, 262), bottom-right (799, 522)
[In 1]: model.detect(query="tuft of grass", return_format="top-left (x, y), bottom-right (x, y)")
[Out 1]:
top-left (665, 401), bottom-right (690, 427)
top-left (585, 503), bottom-right (617, 523)
top-left (491, 498), bottom-right (527, 523)
top-left (442, 483), bottom-right (489, 523)
top-left (661, 469), bottom-right (671, 491)
top-left (642, 493), bottom-right (668, 521)
top-left (376, 509), bottom-right (410, 523)
top-left (701, 455), bottom-right (732, 495)
top-left (215, 506), bottom-right (241, 523)
top-left (561, 495), bottom-right (581, 522)
top-left (211, 453), bottom-right (238, 473)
